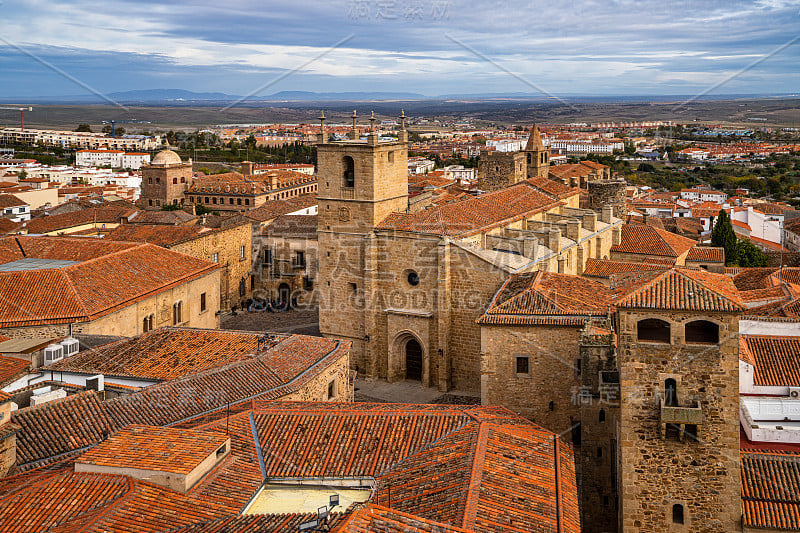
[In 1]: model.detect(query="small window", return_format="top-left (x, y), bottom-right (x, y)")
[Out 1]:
top-left (685, 424), bottom-right (699, 442)
top-left (173, 177), bottom-right (177, 184)
top-left (665, 378), bottom-right (678, 407)
top-left (148, 177), bottom-right (152, 184)
top-left (575, 358), bottom-right (581, 377)
top-left (599, 409), bottom-right (606, 423)
top-left (212, 197), bottom-right (217, 204)
top-left (407, 271), bottom-right (419, 286)
top-left (597, 446), bottom-right (603, 459)
top-left (181, 177), bottom-right (186, 183)
top-left (349, 282), bottom-right (358, 293)
top-left (672, 504), bottom-right (685, 525)
top-left (230, 198), bottom-right (234, 205)
top-left (327, 380), bottom-right (336, 400)
top-left (216, 444), bottom-right (227, 458)
top-left (515, 356), bottom-right (530, 375)
top-left (200, 292), bottom-right (207, 312)
top-left (148, 199), bottom-right (153, 206)
top-left (295, 251), bottom-right (305, 267)
top-left (388, 151), bottom-right (395, 163)
top-left (549, 401), bottom-right (555, 411)
top-left (240, 245), bottom-right (245, 259)
top-left (263, 248), bottom-right (272, 265)
top-left (571, 423), bottom-right (581, 446)
top-left (237, 198), bottom-right (242, 205)
top-left (637, 318), bottom-right (671, 343)
top-left (156, 177), bottom-right (160, 184)
top-left (212, 253), bottom-right (219, 263)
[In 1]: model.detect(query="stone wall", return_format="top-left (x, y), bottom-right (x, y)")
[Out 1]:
top-left (588, 179), bottom-right (627, 219)
top-left (477, 151), bottom-right (525, 192)
top-left (480, 324), bottom-right (582, 434)
top-left (279, 346), bottom-right (352, 402)
top-left (617, 310), bottom-right (741, 533)
top-left (170, 222), bottom-right (252, 311)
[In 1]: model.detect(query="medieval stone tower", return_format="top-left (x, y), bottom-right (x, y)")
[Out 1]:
top-left (141, 149), bottom-right (192, 210)
top-left (524, 123), bottom-right (550, 179)
top-left (316, 112), bottom-right (409, 373)
top-left (615, 269), bottom-right (742, 533)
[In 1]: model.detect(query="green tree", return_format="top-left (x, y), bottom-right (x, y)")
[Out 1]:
top-left (74, 124), bottom-right (92, 132)
top-left (160, 203), bottom-right (182, 211)
top-left (17, 169), bottom-right (27, 179)
top-left (735, 239), bottom-right (768, 268)
top-left (710, 210), bottom-right (737, 265)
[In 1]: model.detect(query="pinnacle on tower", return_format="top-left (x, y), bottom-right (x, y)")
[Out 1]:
top-left (525, 124), bottom-right (545, 151)
top-left (349, 110), bottom-right (358, 140)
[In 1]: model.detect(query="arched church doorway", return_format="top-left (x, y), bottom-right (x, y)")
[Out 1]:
top-left (405, 338), bottom-right (423, 381)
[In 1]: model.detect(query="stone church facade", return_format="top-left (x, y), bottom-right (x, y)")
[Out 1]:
top-left (316, 118), bottom-right (623, 392)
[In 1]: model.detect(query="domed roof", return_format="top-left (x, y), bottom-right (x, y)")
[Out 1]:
top-left (151, 150), bottom-right (182, 166)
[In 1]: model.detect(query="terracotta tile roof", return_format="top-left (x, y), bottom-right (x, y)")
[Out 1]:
top-left (167, 513), bottom-right (347, 532)
top-left (525, 176), bottom-right (579, 199)
top-left (740, 334), bottom-right (800, 386)
top-left (0, 237), bottom-right (218, 328)
top-left (733, 268), bottom-right (779, 291)
top-left (102, 335), bottom-right (346, 429)
top-left (739, 285), bottom-right (788, 304)
top-left (243, 194), bottom-right (318, 223)
top-left (373, 418), bottom-right (580, 533)
top-left (105, 224), bottom-right (202, 246)
top-left (0, 355), bottom-right (29, 387)
top-left (478, 271), bottom-right (611, 326)
top-left (334, 504), bottom-right (473, 533)
top-left (45, 327), bottom-right (266, 381)
top-left (21, 206), bottom-right (135, 234)
top-left (0, 218), bottom-right (20, 235)
top-left (377, 182), bottom-right (560, 237)
top-left (76, 424), bottom-right (228, 475)
top-left (582, 258), bottom-right (670, 278)
top-left (127, 209), bottom-right (198, 225)
top-left (611, 224), bottom-right (696, 258)
top-left (748, 234), bottom-right (790, 252)
top-left (263, 214), bottom-right (318, 238)
top-left (625, 214), bottom-right (665, 230)
top-left (0, 194), bottom-right (26, 208)
top-left (12, 391), bottom-right (114, 466)
top-left (612, 267), bottom-right (745, 312)
top-left (754, 202), bottom-right (791, 216)
top-left (0, 470), bottom-right (234, 533)
top-left (686, 246), bottom-right (724, 263)
top-left (742, 451), bottom-right (800, 531)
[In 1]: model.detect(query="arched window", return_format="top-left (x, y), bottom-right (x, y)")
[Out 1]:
top-left (599, 409), bottom-right (606, 423)
top-left (685, 320), bottom-right (719, 344)
top-left (173, 301), bottom-right (182, 325)
top-left (637, 318), bottom-right (670, 343)
top-left (343, 156), bottom-right (355, 188)
top-left (173, 178), bottom-right (177, 184)
top-left (665, 378), bottom-right (678, 407)
top-left (672, 504), bottom-right (685, 524)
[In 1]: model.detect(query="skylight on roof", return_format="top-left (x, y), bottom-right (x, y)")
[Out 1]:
top-left (0, 258), bottom-right (79, 272)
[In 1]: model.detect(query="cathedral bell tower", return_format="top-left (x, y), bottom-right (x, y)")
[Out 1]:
top-left (316, 110), bottom-right (409, 374)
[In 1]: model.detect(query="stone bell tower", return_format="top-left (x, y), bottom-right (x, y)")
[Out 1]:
top-left (316, 110), bottom-right (409, 374)
top-left (141, 149), bottom-right (192, 210)
top-left (524, 124), bottom-right (550, 179)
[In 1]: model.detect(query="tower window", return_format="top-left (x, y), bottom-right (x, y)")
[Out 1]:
top-left (637, 318), bottom-right (670, 343)
top-left (665, 378), bottom-right (678, 406)
top-left (599, 409), bottom-right (606, 423)
top-left (672, 504), bottom-right (685, 525)
top-left (173, 178), bottom-right (177, 184)
top-left (343, 156), bottom-right (355, 188)
top-left (407, 270), bottom-right (420, 286)
top-left (685, 320), bottom-right (719, 344)
top-left (515, 356), bottom-right (530, 375)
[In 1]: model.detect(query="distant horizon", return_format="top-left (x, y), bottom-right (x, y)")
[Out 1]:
top-left (1, 1), bottom-right (798, 101)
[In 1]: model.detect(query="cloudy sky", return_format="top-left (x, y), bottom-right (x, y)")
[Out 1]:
top-left (1, 0), bottom-right (799, 98)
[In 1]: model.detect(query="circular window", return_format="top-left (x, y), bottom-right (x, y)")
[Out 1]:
top-left (407, 271), bottom-right (420, 286)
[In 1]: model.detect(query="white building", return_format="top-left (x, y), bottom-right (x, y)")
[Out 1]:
top-left (408, 157), bottom-right (435, 174)
top-left (0, 194), bottom-right (30, 221)
top-left (485, 138), bottom-right (526, 152)
top-left (0, 128), bottom-right (159, 151)
top-left (548, 139), bottom-right (624, 154)
top-left (76, 150), bottom-right (151, 170)
top-left (680, 188), bottom-right (727, 203)
top-left (443, 165), bottom-right (477, 182)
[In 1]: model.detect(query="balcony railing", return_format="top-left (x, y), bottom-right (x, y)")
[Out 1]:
top-left (660, 399), bottom-right (703, 425)
top-left (340, 187), bottom-right (355, 199)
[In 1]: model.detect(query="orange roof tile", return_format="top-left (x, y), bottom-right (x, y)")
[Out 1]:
top-left (741, 334), bottom-right (800, 386)
top-left (105, 224), bottom-right (202, 246)
top-left (686, 246), bottom-right (725, 263)
top-left (582, 258), bottom-right (670, 278)
top-left (76, 424), bottom-right (228, 475)
top-left (0, 355), bottom-right (29, 387)
top-left (377, 182), bottom-right (560, 237)
top-left (612, 267), bottom-right (745, 312)
top-left (0, 237), bottom-right (218, 328)
top-left (478, 271), bottom-right (611, 326)
top-left (611, 224), bottom-right (695, 258)
top-left (742, 451), bottom-right (800, 531)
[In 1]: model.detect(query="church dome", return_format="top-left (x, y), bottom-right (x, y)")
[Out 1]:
top-left (151, 149), bottom-right (182, 166)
